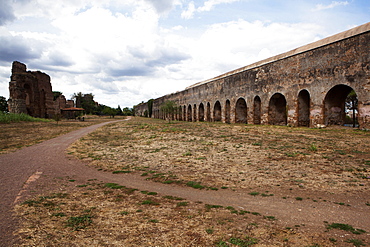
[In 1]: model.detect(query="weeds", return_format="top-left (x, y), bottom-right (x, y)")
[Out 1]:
top-left (66, 214), bottom-right (93, 231)
top-left (186, 181), bottom-right (205, 189)
top-left (218, 236), bottom-right (258, 246)
top-left (141, 199), bottom-right (160, 205)
top-left (104, 183), bottom-right (124, 189)
top-left (345, 239), bottom-right (366, 246)
top-left (326, 223), bottom-right (366, 234)
top-left (308, 144), bottom-right (318, 152)
top-left (0, 112), bottom-right (51, 124)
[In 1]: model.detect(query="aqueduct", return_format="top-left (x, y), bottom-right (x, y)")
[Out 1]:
top-left (135, 22), bottom-right (370, 129)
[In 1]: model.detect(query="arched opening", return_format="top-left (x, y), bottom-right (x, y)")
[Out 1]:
top-left (206, 102), bottom-right (211, 122)
top-left (297, 90), bottom-right (310, 127)
top-left (178, 106), bottom-right (182, 121)
top-left (199, 103), bottom-right (205, 122)
top-left (183, 105), bottom-right (186, 121)
top-left (324, 84), bottom-right (358, 127)
top-left (253, 96), bottom-right (261, 125)
top-left (268, 93), bottom-right (287, 125)
top-left (187, 105), bottom-right (192, 122)
top-left (225, 100), bottom-right (231, 123)
top-left (214, 101), bottom-right (222, 122)
top-left (24, 84), bottom-right (32, 115)
top-left (235, 98), bottom-right (247, 124)
top-left (193, 104), bottom-right (197, 122)
top-left (40, 89), bottom-right (46, 118)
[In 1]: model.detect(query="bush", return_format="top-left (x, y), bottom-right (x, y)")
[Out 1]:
top-left (0, 112), bottom-right (50, 123)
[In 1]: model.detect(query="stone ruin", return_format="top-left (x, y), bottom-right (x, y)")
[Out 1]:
top-left (8, 61), bottom-right (74, 118)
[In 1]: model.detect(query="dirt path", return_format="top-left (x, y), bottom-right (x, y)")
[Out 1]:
top-left (0, 119), bottom-right (369, 246)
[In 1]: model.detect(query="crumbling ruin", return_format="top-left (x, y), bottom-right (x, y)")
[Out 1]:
top-left (8, 61), bottom-right (74, 118)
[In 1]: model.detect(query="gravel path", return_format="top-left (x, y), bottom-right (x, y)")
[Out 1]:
top-left (1, 119), bottom-right (369, 246)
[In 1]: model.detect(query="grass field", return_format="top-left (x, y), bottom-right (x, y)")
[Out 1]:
top-left (0, 115), bottom-right (125, 154)
top-left (9, 117), bottom-right (370, 246)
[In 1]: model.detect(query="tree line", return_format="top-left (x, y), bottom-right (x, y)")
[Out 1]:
top-left (72, 92), bottom-right (133, 117)
top-left (0, 93), bottom-right (133, 118)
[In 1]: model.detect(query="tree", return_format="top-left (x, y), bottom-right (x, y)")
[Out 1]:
top-left (345, 90), bottom-right (358, 127)
top-left (0, 96), bottom-right (8, 112)
top-left (72, 92), bottom-right (97, 114)
top-left (160, 101), bottom-right (178, 123)
top-left (53, 91), bottom-right (63, 101)
top-left (102, 106), bottom-right (117, 118)
top-left (122, 107), bottom-right (133, 116)
top-left (117, 105), bottom-right (123, 116)
top-left (147, 99), bottom-right (154, 118)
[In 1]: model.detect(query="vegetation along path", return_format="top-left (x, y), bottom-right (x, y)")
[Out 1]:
top-left (1, 117), bottom-right (369, 246)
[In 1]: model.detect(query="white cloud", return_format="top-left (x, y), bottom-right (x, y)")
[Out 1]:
top-left (181, 0), bottom-right (240, 19)
top-left (198, 0), bottom-right (240, 12)
top-left (181, 1), bottom-right (196, 19)
top-left (313, 1), bottom-right (349, 11)
top-left (0, 0), bottom-right (367, 108)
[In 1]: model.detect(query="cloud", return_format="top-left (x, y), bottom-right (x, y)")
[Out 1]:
top-left (181, 0), bottom-right (240, 19)
top-left (313, 1), bottom-right (349, 11)
top-left (109, 66), bottom-right (153, 77)
top-left (144, 0), bottom-right (178, 14)
top-left (0, 0), bottom-right (16, 26)
top-left (181, 1), bottom-right (196, 19)
top-left (0, 0), bottom-right (366, 108)
top-left (0, 32), bottom-right (41, 63)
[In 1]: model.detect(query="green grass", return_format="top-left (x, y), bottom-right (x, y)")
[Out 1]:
top-left (176, 201), bottom-right (189, 207)
top-left (104, 183), bottom-right (124, 189)
top-left (345, 239), bottom-right (366, 247)
top-left (0, 112), bottom-right (51, 124)
top-left (217, 236), bottom-right (258, 246)
top-left (163, 195), bottom-right (184, 200)
top-left (141, 199), bottom-right (160, 205)
top-left (205, 204), bottom-right (223, 210)
top-left (186, 181), bottom-right (205, 189)
top-left (66, 214), bottom-right (93, 231)
top-left (112, 170), bottom-right (131, 174)
top-left (326, 223), bottom-right (366, 234)
top-left (308, 143), bottom-right (318, 152)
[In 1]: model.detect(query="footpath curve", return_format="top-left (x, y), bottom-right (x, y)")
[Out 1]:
top-left (0, 119), bottom-right (369, 246)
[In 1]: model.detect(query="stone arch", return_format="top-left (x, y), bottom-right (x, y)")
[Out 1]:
top-left (193, 104), bottom-right (197, 122)
top-left (214, 101), bottom-right (222, 122)
top-left (268, 93), bottom-right (287, 125)
top-left (206, 102), bottom-right (211, 122)
top-left (253, 96), bottom-right (261, 125)
top-left (183, 105), bottom-right (186, 121)
top-left (187, 104), bottom-right (192, 122)
top-left (297, 90), bottom-right (310, 127)
top-left (199, 103), bottom-right (205, 122)
top-left (178, 106), bottom-right (182, 121)
top-left (40, 89), bottom-right (46, 118)
top-left (24, 84), bottom-right (31, 106)
top-left (235, 97), bottom-right (247, 124)
top-left (225, 100), bottom-right (231, 123)
top-left (24, 84), bottom-right (32, 115)
top-left (324, 84), bottom-right (356, 126)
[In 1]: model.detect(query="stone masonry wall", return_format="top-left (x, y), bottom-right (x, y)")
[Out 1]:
top-left (135, 22), bottom-right (370, 129)
top-left (8, 61), bottom-right (61, 118)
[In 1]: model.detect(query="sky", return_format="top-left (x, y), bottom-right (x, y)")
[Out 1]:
top-left (0, 0), bottom-right (369, 108)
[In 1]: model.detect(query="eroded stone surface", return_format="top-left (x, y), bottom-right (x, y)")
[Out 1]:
top-left (8, 61), bottom-right (72, 118)
top-left (135, 22), bottom-right (370, 129)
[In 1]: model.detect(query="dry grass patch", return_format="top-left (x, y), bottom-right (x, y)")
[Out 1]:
top-left (15, 179), bottom-right (335, 246)
top-left (0, 116), bottom-right (125, 154)
top-left (68, 117), bottom-right (370, 193)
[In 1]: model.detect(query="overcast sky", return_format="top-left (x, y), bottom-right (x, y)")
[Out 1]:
top-left (0, 0), bottom-right (369, 108)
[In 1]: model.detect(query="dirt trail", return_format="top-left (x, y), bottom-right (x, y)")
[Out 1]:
top-left (0, 119), bottom-right (369, 246)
